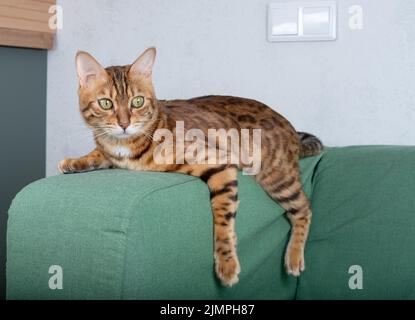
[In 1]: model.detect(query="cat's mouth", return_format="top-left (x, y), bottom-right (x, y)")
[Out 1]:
top-left (114, 132), bottom-right (132, 139)
top-left (110, 125), bottom-right (141, 140)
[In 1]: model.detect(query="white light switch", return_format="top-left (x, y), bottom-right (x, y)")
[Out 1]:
top-left (268, 1), bottom-right (337, 42)
top-left (302, 7), bottom-right (330, 35)
top-left (270, 8), bottom-right (298, 36)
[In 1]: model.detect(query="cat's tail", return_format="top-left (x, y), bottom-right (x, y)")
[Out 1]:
top-left (297, 132), bottom-right (324, 158)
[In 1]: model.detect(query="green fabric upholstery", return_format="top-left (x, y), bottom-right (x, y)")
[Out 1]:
top-left (297, 146), bottom-right (415, 300)
top-left (9, 146), bottom-right (415, 300)
top-left (6, 155), bottom-right (321, 300)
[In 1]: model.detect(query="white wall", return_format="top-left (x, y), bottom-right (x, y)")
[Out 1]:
top-left (47, 0), bottom-right (415, 176)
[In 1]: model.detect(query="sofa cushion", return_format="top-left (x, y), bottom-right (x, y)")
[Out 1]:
top-left (297, 146), bottom-right (415, 299)
top-left (7, 155), bottom-right (322, 300)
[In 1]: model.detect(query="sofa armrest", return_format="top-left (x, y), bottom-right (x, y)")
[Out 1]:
top-left (7, 155), bottom-right (322, 300)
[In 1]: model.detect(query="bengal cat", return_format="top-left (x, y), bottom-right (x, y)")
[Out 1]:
top-left (59, 48), bottom-right (323, 287)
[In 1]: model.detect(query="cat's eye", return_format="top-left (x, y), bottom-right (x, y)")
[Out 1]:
top-left (131, 96), bottom-right (145, 108)
top-left (98, 98), bottom-right (113, 110)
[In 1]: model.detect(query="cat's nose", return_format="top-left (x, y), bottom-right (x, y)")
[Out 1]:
top-left (119, 122), bottom-right (130, 130)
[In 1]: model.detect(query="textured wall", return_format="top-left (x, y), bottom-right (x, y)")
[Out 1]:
top-left (47, 0), bottom-right (415, 175)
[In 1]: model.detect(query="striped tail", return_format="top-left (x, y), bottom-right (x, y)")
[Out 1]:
top-left (297, 132), bottom-right (323, 158)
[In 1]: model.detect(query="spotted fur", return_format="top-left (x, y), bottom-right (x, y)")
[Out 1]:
top-left (59, 48), bottom-right (323, 286)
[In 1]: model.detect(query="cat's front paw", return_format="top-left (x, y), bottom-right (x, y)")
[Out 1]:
top-left (285, 244), bottom-right (305, 277)
top-left (58, 159), bottom-right (75, 174)
top-left (215, 255), bottom-right (240, 287)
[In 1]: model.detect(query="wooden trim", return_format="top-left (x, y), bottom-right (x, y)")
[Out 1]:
top-left (0, 0), bottom-right (56, 13)
top-left (0, 7), bottom-right (51, 25)
top-left (0, 27), bottom-right (54, 49)
top-left (0, 0), bottom-right (56, 49)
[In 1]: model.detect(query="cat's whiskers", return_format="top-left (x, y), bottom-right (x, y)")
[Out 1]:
top-left (131, 123), bottom-right (154, 142)
top-left (132, 114), bottom-right (163, 142)
top-left (93, 130), bottom-right (111, 139)
top-left (93, 125), bottom-right (116, 130)
top-left (140, 132), bottom-right (153, 144)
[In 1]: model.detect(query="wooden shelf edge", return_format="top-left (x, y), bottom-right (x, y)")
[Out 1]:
top-left (0, 27), bottom-right (54, 49)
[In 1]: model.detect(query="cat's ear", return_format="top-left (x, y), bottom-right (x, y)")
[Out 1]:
top-left (129, 47), bottom-right (156, 78)
top-left (76, 51), bottom-right (107, 87)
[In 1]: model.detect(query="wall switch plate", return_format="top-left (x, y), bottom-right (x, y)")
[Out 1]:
top-left (268, 1), bottom-right (337, 42)
top-left (270, 7), bottom-right (298, 36)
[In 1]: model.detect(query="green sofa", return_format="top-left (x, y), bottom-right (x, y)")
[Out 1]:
top-left (6, 146), bottom-right (415, 300)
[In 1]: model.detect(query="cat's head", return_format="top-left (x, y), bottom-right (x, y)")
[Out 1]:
top-left (75, 48), bottom-right (159, 140)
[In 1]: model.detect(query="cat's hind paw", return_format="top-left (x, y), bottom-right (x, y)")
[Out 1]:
top-left (215, 255), bottom-right (241, 287)
top-left (285, 244), bottom-right (305, 277)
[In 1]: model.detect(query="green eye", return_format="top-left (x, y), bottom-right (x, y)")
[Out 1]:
top-left (131, 96), bottom-right (145, 108)
top-left (98, 98), bottom-right (113, 110)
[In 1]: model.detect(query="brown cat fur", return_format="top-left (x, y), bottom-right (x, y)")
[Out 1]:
top-left (59, 48), bottom-right (323, 286)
